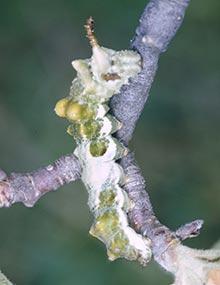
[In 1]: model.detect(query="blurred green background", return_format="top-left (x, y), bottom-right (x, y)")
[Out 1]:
top-left (0, 0), bottom-right (219, 284)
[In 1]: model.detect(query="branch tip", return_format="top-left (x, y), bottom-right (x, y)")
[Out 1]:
top-left (175, 219), bottom-right (204, 241)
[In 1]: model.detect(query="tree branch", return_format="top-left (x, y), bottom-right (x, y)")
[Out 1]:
top-left (0, 154), bottom-right (81, 207)
top-left (111, 0), bottom-right (190, 145)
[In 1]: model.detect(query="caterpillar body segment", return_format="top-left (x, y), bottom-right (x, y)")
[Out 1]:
top-left (55, 31), bottom-right (152, 265)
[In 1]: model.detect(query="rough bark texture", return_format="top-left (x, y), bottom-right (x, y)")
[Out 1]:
top-left (111, 0), bottom-right (190, 145)
top-left (0, 154), bottom-right (81, 207)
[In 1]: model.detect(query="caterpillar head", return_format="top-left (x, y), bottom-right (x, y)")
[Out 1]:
top-left (55, 17), bottom-right (142, 139)
top-left (74, 17), bottom-right (142, 95)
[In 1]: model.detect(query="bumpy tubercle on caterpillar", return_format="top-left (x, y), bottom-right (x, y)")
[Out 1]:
top-left (54, 17), bottom-right (152, 265)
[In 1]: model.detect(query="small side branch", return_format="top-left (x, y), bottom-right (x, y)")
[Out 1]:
top-left (175, 219), bottom-right (204, 241)
top-left (0, 153), bottom-right (81, 207)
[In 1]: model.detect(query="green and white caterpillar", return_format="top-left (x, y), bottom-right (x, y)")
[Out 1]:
top-left (55, 18), bottom-right (151, 265)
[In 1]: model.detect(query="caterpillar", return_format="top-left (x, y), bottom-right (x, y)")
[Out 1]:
top-left (55, 18), bottom-right (151, 265)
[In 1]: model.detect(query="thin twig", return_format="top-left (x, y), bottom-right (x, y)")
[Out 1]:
top-left (0, 154), bottom-right (81, 207)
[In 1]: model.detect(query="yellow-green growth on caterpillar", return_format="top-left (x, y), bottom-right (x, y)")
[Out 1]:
top-left (55, 17), bottom-right (151, 265)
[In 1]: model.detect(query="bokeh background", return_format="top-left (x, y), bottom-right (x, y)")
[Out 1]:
top-left (0, 0), bottom-right (219, 284)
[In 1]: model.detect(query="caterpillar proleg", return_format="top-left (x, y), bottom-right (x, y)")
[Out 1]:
top-left (55, 18), bottom-right (152, 265)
